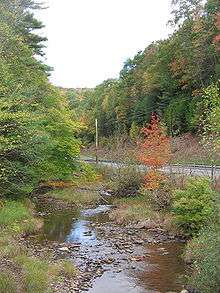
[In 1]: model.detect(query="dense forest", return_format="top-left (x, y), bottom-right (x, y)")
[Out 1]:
top-left (0, 0), bottom-right (81, 198)
top-left (68, 0), bottom-right (220, 145)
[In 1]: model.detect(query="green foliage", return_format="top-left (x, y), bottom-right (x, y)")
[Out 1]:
top-left (197, 82), bottom-right (220, 151)
top-left (0, 272), bottom-right (17, 293)
top-left (0, 201), bottom-right (31, 227)
top-left (15, 255), bottom-right (51, 293)
top-left (71, 0), bottom-right (220, 141)
top-left (79, 162), bottom-right (98, 182)
top-left (185, 223), bottom-right (220, 292)
top-left (172, 177), bottom-right (216, 235)
top-left (183, 164), bottom-right (220, 292)
top-left (129, 121), bottom-right (139, 142)
top-left (0, 1), bottom-right (81, 198)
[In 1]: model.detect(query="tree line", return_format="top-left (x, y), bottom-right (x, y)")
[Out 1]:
top-left (0, 0), bottom-right (81, 198)
top-left (68, 0), bottom-right (220, 144)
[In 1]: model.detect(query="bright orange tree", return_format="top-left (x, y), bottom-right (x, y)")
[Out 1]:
top-left (139, 113), bottom-right (171, 190)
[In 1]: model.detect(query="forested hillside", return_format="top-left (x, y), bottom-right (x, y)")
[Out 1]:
top-left (68, 0), bottom-right (220, 143)
top-left (0, 0), bottom-right (81, 198)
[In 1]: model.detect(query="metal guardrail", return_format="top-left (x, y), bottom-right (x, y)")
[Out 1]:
top-left (81, 157), bottom-right (220, 169)
top-left (80, 157), bottom-right (220, 180)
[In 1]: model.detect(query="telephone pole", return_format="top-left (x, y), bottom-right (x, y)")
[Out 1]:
top-left (95, 119), bottom-right (98, 164)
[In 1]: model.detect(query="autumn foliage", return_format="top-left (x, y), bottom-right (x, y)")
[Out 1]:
top-left (139, 114), bottom-right (171, 190)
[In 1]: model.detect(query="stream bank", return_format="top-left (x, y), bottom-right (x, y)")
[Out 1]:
top-left (26, 194), bottom-right (187, 293)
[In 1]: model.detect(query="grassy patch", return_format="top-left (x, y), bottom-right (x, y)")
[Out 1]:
top-left (0, 271), bottom-right (17, 293)
top-left (0, 201), bottom-right (31, 227)
top-left (0, 200), bottom-right (42, 235)
top-left (15, 255), bottom-right (57, 293)
top-left (110, 193), bottom-right (178, 234)
top-left (110, 195), bottom-right (153, 223)
top-left (185, 224), bottom-right (220, 292)
top-left (0, 199), bottom-right (79, 292)
top-left (48, 187), bottom-right (100, 207)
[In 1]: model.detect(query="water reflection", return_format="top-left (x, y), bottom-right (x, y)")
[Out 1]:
top-left (40, 210), bottom-right (79, 242)
top-left (66, 220), bottom-right (97, 244)
top-left (131, 243), bottom-right (185, 292)
top-left (39, 205), bottom-right (111, 244)
top-left (37, 204), bottom-right (186, 292)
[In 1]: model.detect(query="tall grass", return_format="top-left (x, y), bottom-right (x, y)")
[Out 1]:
top-left (110, 195), bottom-right (153, 223)
top-left (0, 201), bottom-right (31, 227)
top-left (0, 272), bottom-right (17, 293)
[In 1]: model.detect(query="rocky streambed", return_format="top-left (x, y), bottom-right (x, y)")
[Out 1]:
top-left (26, 196), bottom-right (187, 293)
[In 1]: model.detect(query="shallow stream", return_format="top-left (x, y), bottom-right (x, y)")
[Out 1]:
top-left (36, 203), bottom-right (186, 293)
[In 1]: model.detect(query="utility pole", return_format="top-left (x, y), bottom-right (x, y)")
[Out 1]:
top-left (95, 119), bottom-right (98, 164)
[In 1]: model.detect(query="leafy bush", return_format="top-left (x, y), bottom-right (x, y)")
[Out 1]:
top-left (0, 272), bottom-right (17, 293)
top-left (172, 177), bottom-right (216, 235)
top-left (79, 162), bottom-right (98, 182)
top-left (185, 224), bottom-right (220, 292)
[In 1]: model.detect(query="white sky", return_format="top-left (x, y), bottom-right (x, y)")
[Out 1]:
top-left (37, 0), bottom-right (173, 88)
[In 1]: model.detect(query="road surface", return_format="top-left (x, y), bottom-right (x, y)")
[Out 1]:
top-left (81, 157), bottom-right (220, 179)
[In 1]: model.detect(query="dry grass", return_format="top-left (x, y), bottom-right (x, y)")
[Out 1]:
top-left (48, 187), bottom-right (100, 207)
top-left (110, 196), bottom-right (153, 224)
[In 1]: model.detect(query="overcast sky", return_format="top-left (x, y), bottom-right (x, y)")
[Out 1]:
top-left (37, 0), bottom-right (173, 88)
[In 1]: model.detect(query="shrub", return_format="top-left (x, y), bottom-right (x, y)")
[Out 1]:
top-left (185, 224), bottom-right (220, 292)
top-left (141, 181), bottom-right (172, 210)
top-left (0, 272), bottom-right (17, 293)
top-left (79, 162), bottom-right (98, 182)
top-left (110, 165), bottom-right (143, 196)
top-left (172, 177), bottom-right (216, 235)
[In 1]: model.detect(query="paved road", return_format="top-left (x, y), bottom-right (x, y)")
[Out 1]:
top-left (82, 157), bottom-right (220, 179)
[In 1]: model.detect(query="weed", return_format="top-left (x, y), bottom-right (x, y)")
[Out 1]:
top-left (110, 195), bottom-right (153, 223)
top-left (60, 259), bottom-right (78, 278)
top-left (0, 271), bottom-right (17, 293)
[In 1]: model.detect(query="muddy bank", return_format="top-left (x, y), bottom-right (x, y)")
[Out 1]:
top-left (26, 194), bottom-right (187, 293)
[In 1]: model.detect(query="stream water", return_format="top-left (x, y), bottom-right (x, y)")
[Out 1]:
top-left (36, 203), bottom-right (186, 293)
